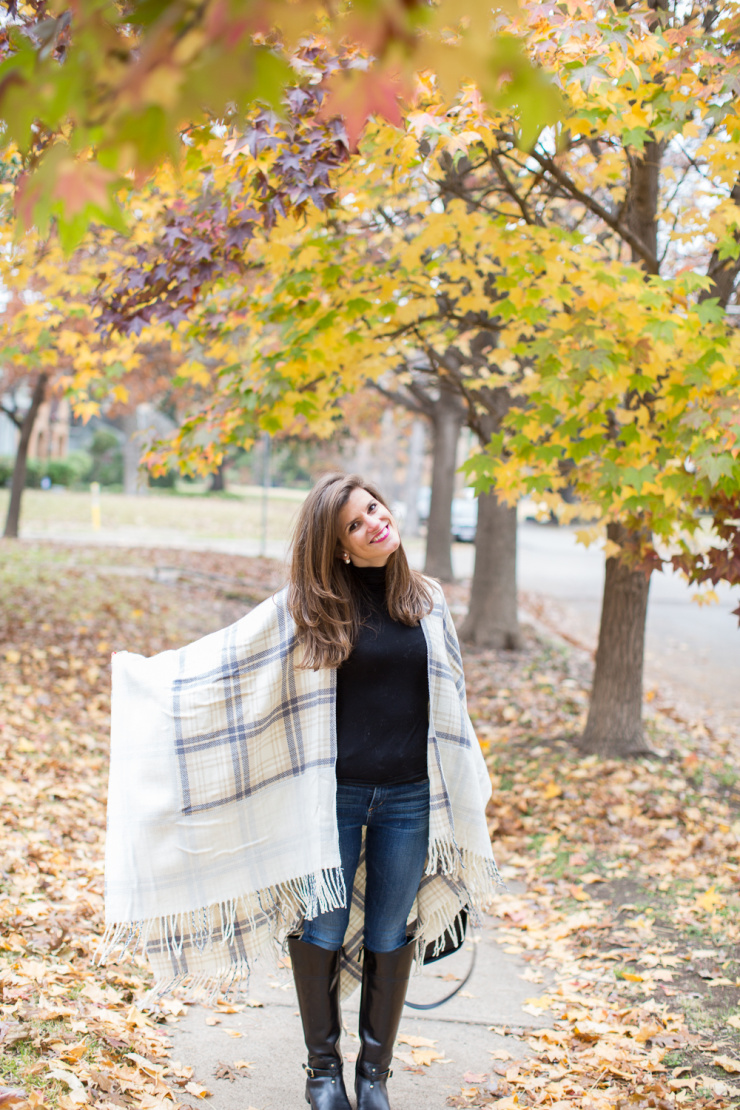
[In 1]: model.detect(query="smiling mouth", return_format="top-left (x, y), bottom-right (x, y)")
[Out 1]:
top-left (370, 524), bottom-right (390, 544)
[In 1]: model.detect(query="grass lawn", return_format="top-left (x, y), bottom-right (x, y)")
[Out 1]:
top-left (0, 486), bottom-right (307, 543)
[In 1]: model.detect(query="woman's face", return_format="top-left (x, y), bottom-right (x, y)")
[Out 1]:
top-left (336, 487), bottom-right (400, 568)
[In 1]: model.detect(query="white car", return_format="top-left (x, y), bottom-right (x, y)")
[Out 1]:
top-left (451, 496), bottom-right (478, 542)
top-left (416, 487), bottom-right (478, 541)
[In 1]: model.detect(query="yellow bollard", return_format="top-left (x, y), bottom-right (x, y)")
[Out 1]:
top-left (91, 481), bottom-right (101, 531)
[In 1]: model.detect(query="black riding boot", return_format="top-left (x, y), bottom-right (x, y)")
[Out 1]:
top-left (355, 939), bottom-right (416, 1110)
top-left (288, 936), bottom-right (352, 1110)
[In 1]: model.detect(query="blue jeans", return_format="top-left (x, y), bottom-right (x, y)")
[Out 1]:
top-left (302, 780), bottom-right (430, 953)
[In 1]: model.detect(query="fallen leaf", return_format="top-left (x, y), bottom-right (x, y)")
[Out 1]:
top-left (125, 1052), bottom-right (164, 1077)
top-left (0, 1088), bottom-right (27, 1108)
top-left (60, 1041), bottom-right (88, 1062)
top-left (713, 1056), bottom-right (740, 1074)
top-left (214, 1063), bottom-right (238, 1081)
top-left (410, 1047), bottom-right (444, 1066)
top-left (0, 1023), bottom-right (31, 1048)
top-left (184, 1082), bottom-right (212, 1098)
top-left (695, 886), bottom-right (725, 912)
top-left (45, 1071), bottom-right (84, 1090)
top-left (397, 1034), bottom-right (437, 1048)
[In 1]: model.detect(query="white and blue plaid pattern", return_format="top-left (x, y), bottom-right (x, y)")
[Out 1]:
top-left (103, 583), bottom-right (501, 996)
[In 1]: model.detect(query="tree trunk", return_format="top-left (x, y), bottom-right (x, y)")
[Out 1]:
top-left (209, 461), bottom-right (226, 492)
top-left (403, 417), bottom-right (426, 538)
top-left (458, 388), bottom-right (523, 648)
top-left (3, 373), bottom-right (47, 539)
top-left (580, 523), bottom-right (654, 756)
top-left (424, 381), bottom-right (463, 582)
top-left (122, 410), bottom-right (147, 495)
top-left (460, 491), bottom-right (522, 648)
top-left (579, 138), bottom-right (663, 755)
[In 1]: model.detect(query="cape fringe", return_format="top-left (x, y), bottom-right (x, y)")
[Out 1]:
top-left (425, 836), bottom-right (506, 898)
top-left (97, 866), bottom-right (346, 968)
top-left (98, 845), bottom-right (503, 1003)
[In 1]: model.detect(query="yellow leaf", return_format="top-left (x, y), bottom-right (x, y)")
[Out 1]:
top-left (410, 1047), bottom-right (444, 1066)
top-left (111, 383), bottom-right (129, 404)
top-left (542, 781), bottom-right (562, 800)
top-left (60, 1041), bottom-right (88, 1062)
top-left (695, 886), bottom-right (725, 913)
top-left (713, 1056), bottom-right (740, 1074)
top-left (691, 589), bottom-right (719, 607)
top-left (397, 1034), bottom-right (437, 1048)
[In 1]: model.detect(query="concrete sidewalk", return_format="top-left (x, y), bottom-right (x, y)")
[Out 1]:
top-left (166, 907), bottom-right (547, 1110)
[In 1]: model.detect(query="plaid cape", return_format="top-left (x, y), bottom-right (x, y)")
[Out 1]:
top-left (102, 581), bottom-right (502, 997)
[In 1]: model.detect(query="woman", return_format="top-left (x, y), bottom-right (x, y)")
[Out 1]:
top-left (102, 473), bottom-right (499, 1110)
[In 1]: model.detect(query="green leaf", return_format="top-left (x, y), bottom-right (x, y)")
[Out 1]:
top-left (695, 453), bottom-right (736, 485)
top-left (694, 298), bottom-right (724, 326)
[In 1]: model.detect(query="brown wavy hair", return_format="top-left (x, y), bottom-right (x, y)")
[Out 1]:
top-left (287, 472), bottom-right (434, 670)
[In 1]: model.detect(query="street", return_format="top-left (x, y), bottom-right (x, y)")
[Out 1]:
top-left (450, 522), bottom-right (740, 737)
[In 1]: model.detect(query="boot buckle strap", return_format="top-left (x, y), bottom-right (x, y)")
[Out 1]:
top-left (304, 1064), bottom-right (341, 1080)
top-left (364, 1066), bottom-right (392, 1083)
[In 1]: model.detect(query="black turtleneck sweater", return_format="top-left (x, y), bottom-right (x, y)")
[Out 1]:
top-left (335, 564), bottom-right (429, 785)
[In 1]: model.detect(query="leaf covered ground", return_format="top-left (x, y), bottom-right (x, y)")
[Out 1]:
top-left (0, 541), bottom-right (738, 1110)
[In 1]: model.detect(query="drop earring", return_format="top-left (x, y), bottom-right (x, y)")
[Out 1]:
top-left (343, 553), bottom-right (350, 564)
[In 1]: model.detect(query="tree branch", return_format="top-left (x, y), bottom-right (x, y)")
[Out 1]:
top-left (369, 378), bottom-right (432, 418)
top-left (527, 149), bottom-right (660, 273)
top-left (487, 149), bottom-right (544, 227)
top-left (0, 401), bottom-right (23, 430)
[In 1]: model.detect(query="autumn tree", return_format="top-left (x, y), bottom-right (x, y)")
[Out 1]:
top-left (411, 0), bottom-right (740, 754)
top-left (0, 198), bottom-right (191, 535)
top-left (14, 0), bottom-right (740, 767)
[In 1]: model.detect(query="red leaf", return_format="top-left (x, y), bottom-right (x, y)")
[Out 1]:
top-left (51, 159), bottom-right (116, 217)
top-left (320, 67), bottom-right (408, 149)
